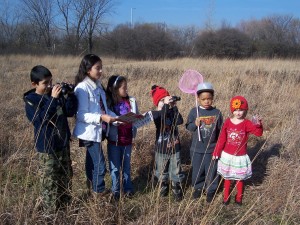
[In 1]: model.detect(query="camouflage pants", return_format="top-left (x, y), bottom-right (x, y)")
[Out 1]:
top-left (38, 146), bottom-right (73, 212)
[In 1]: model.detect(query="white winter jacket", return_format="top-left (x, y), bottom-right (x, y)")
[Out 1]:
top-left (73, 77), bottom-right (115, 142)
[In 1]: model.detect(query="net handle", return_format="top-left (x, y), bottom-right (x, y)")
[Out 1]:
top-left (194, 93), bottom-right (201, 141)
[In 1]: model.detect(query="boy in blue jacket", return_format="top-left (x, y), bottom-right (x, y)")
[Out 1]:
top-left (24, 65), bottom-right (77, 213)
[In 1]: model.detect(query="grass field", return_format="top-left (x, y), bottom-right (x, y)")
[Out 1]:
top-left (0, 55), bottom-right (299, 224)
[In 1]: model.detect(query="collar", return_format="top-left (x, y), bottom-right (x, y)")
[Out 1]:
top-left (84, 76), bottom-right (103, 90)
top-left (199, 105), bottom-right (213, 110)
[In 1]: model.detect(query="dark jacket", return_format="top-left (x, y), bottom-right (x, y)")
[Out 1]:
top-left (24, 89), bottom-right (77, 154)
top-left (152, 104), bottom-right (183, 154)
top-left (186, 106), bottom-right (223, 154)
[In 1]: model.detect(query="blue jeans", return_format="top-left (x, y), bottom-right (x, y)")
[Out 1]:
top-left (86, 142), bottom-right (107, 193)
top-left (155, 151), bottom-right (185, 183)
top-left (107, 144), bottom-right (133, 195)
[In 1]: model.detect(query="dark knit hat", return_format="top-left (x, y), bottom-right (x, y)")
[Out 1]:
top-left (230, 95), bottom-right (248, 113)
top-left (150, 85), bottom-right (170, 106)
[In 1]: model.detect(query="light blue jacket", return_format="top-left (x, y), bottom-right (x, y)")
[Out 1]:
top-left (107, 96), bottom-right (138, 143)
top-left (73, 77), bottom-right (116, 142)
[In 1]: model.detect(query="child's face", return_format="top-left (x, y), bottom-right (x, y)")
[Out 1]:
top-left (117, 81), bottom-right (128, 98)
top-left (197, 92), bottom-right (213, 109)
top-left (232, 109), bottom-right (247, 119)
top-left (88, 61), bottom-right (102, 81)
top-left (33, 77), bottom-right (52, 95)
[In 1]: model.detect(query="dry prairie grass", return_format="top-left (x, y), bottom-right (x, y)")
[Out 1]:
top-left (0, 55), bottom-right (299, 224)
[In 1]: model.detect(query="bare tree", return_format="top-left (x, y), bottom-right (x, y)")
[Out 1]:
top-left (83, 0), bottom-right (114, 53)
top-left (57, 0), bottom-right (114, 53)
top-left (56, 0), bottom-right (73, 36)
top-left (21, 0), bottom-right (55, 49)
top-left (57, 0), bottom-right (87, 52)
top-left (169, 26), bottom-right (199, 56)
top-left (0, 0), bottom-right (21, 46)
top-left (239, 15), bottom-right (300, 57)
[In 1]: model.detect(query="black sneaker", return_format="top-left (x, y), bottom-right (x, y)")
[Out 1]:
top-left (172, 183), bottom-right (183, 202)
top-left (112, 192), bottom-right (120, 201)
top-left (124, 192), bottom-right (134, 199)
top-left (159, 181), bottom-right (169, 197)
top-left (223, 197), bottom-right (230, 205)
top-left (206, 194), bottom-right (214, 203)
top-left (235, 199), bottom-right (242, 206)
top-left (235, 195), bottom-right (242, 205)
top-left (192, 189), bottom-right (202, 199)
top-left (223, 200), bottom-right (230, 205)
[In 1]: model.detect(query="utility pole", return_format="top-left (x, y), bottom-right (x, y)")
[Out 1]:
top-left (131, 7), bottom-right (136, 28)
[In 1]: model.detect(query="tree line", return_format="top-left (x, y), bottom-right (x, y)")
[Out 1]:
top-left (1, 0), bottom-right (300, 59)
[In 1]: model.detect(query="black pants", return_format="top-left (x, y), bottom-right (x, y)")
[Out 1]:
top-left (190, 151), bottom-right (219, 195)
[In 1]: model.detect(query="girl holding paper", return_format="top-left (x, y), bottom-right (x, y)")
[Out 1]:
top-left (106, 75), bottom-right (139, 200)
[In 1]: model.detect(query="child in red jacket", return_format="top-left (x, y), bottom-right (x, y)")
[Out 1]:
top-left (213, 96), bottom-right (263, 205)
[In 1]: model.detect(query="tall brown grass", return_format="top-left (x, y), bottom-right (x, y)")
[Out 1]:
top-left (0, 55), bottom-right (299, 224)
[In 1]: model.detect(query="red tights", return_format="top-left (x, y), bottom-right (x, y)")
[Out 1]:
top-left (223, 179), bottom-right (244, 203)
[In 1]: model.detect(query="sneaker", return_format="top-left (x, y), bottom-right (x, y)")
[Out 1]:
top-left (92, 189), bottom-right (110, 199)
top-left (112, 192), bottom-right (120, 201)
top-left (223, 197), bottom-right (230, 205)
top-left (206, 194), bottom-right (214, 203)
top-left (124, 192), bottom-right (134, 199)
top-left (223, 200), bottom-right (230, 205)
top-left (86, 179), bottom-right (92, 196)
top-left (172, 183), bottom-right (183, 202)
top-left (235, 195), bottom-right (242, 205)
top-left (192, 189), bottom-right (202, 199)
top-left (235, 199), bottom-right (242, 206)
top-left (159, 181), bottom-right (169, 197)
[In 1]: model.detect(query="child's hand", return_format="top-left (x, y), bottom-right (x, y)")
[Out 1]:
top-left (252, 114), bottom-right (263, 125)
top-left (195, 117), bottom-right (201, 126)
top-left (101, 114), bottom-right (117, 123)
top-left (51, 84), bottom-right (62, 98)
top-left (163, 96), bottom-right (173, 104)
top-left (212, 156), bottom-right (219, 160)
top-left (256, 114), bottom-right (262, 123)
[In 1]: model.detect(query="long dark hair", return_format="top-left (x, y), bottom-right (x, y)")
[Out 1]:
top-left (106, 75), bottom-right (128, 110)
top-left (75, 54), bottom-right (102, 85)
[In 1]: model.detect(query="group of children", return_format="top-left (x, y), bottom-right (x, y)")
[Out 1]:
top-left (24, 54), bottom-right (263, 213)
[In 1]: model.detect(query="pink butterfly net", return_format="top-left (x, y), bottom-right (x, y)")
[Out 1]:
top-left (179, 69), bottom-right (203, 94)
top-left (179, 69), bottom-right (204, 141)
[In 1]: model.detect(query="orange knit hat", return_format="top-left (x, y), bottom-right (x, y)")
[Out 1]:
top-left (230, 96), bottom-right (248, 113)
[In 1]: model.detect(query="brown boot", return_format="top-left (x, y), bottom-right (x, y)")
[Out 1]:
top-left (92, 189), bottom-right (111, 200)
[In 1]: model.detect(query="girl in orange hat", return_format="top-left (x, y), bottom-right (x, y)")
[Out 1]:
top-left (213, 96), bottom-right (263, 205)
